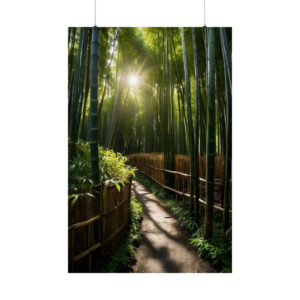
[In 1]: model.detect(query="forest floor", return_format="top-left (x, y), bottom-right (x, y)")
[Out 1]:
top-left (131, 180), bottom-right (216, 273)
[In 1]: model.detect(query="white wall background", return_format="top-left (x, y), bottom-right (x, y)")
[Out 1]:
top-left (0, 0), bottom-right (299, 299)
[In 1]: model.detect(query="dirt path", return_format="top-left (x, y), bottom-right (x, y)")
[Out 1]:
top-left (131, 180), bottom-right (216, 273)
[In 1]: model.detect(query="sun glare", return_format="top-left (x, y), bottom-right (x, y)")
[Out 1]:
top-left (128, 75), bottom-right (139, 86)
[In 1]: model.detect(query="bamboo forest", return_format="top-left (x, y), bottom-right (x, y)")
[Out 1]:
top-left (68, 27), bottom-right (232, 273)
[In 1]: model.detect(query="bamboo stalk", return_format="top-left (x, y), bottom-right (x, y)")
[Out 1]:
top-left (69, 179), bottom-right (133, 268)
top-left (72, 242), bottom-right (102, 263)
top-left (89, 26), bottom-right (100, 184)
top-left (102, 223), bottom-right (127, 245)
top-left (70, 28), bottom-right (84, 158)
top-left (88, 223), bottom-right (91, 271)
top-left (68, 215), bottom-right (101, 231)
top-left (69, 228), bottom-right (75, 272)
top-left (181, 27), bottom-right (196, 214)
top-left (220, 27), bottom-right (232, 235)
top-left (204, 28), bottom-right (216, 239)
top-left (192, 27), bottom-right (201, 224)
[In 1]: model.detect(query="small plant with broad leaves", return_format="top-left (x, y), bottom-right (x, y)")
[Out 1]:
top-left (190, 227), bottom-right (232, 272)
top-left (69, 139), bottom-right (136, 206)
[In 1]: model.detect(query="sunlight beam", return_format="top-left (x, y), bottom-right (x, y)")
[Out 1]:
top-left (128, 75), bottom-right (139, 86)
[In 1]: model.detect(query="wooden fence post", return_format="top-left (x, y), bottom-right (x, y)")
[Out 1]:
top-left (70, 229), bottom-right (75, 272)
top-left (88, 224), bottom-right (91, 271)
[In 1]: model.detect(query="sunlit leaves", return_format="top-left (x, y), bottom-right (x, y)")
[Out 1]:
top-left (69, 139), bottom-right (136, 193)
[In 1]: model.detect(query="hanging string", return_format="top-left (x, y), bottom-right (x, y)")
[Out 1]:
top-left (204, 0), bottom-right (206, 27)
top-left (94, 0), bottom-right (97, 26)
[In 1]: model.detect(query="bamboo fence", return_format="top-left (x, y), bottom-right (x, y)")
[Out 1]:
top-left (68, 176), bottom-right (132, 272)
top-left (127, 153), bottom-right (231, 212)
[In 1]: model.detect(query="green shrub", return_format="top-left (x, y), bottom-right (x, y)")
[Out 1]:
top-left (190, 228), bottom-right (232, 272)
top-left (69, 140), bottom-right (136, 205)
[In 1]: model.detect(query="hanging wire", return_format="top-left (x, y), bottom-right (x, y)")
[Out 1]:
top-left (94, 0), bottom-right (97, 26)
top-left (204, 0), bottom-right (206, 27)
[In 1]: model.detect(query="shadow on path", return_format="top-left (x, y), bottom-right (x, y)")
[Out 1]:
top-left (131, 180), bottom-right (215, 273)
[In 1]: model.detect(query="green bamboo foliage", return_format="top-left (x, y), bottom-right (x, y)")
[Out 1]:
top-left (68, 26), bottom-right (232, 236)
top-left (89, 26), bottom-right (100, 184)
top-left (204, 28), bottom-right (216, 239)
top-left (181, 27), bottom-right (196, 214)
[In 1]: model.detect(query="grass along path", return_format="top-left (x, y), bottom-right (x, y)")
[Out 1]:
top-left (134, 174), bottom-right (232, 272)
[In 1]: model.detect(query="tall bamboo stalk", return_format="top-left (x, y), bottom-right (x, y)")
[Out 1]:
top-left (204, 28), bottom-right (216, 239)
top-left (192, 28), bottom-right (200, 224)
top-left (220, 28), bottom-right (232, 92)
top-left (89, 26), bottom-right (100, 184)
top-left (165, 28), bottom-right (173, 187)
top-left (75, 28), bottom-right (88, 138)
top-left (68, 27), bottom-right (76, 84)
top-left (171, 33), bottom-right (188, 153)
top-left (169, 31), bottom-right (176, 173)
top-left (220, 28), bottom-right (232, 235)
top-left (98, 28), bottom-right (119, 119)
top-left (70, 28), bottom-right (84, 159)
top-left (156, 28), bottom-right (161, 152)
top-left (181, 27), bottom-right (195, 214)
top-left (80, 28), bottom-right (92, 140)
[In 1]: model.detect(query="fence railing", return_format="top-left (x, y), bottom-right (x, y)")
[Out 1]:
top-left (128, 156), bottom-right (231, 212)
top-left (68, 176), bottom-right (132, 272)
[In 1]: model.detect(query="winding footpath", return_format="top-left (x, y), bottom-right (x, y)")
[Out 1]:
top-left (131, 180), bottom-right (216, 273)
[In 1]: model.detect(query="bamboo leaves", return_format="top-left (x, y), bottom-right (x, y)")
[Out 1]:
top-left (68, 27), bottom-right (232, 239)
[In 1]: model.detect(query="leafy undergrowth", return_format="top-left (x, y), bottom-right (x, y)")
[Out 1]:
top-left (68, 140), bottom-right (136, 206)
top-left (135, 173), bottom-right (232, 273)
top-left (96, 196), bottom-right (143, 272)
